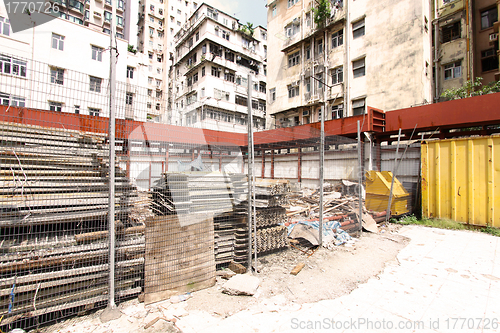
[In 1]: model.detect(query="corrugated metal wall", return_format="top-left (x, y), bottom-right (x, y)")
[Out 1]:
top-left (422, 136), bottom-right (500, 227)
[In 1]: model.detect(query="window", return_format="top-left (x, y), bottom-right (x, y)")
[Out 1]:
top-left (88, 107), bottom-right (100, 116)
top-left (288, 51), bottom-right (300, 67)
top-left (49, 101), bottom-right (63, 112)
top-left (224, 71), bottom-right (235, 82)
top-left (157, 30), bottom-right (163, 38)
top-left (158, 9), bottom-right (163, 15)
top-left (207, 8), bottom-right (218, 20)
top-left (150, 4), bottom-right (155, 12)
top-left (442, 21), bottom-right (460, 43)
top-left (287, 0), bottom-right (298, 8)
top-left (444, 60), bottom-right (461, 80)
top-left (270, 88), bottom-right (276, 102)
top-left (235, 95), bottom-right (247, 106)
top-left (353, 58), bottom-right (365, 78)
top-left (481, 49), bottom-right (498, 72)
top-left (74, 105), bottom-right (80, 114)
top-left (331, 29), bottom-right (343, 48)
top-left (117, 0), bottom-right (124, 9)
top-left (225, 51), bottom-right (235, 62)
top-left (126, 92), bottom-right (133, 105)
top-left (148, 89), bottom-right (152, 96)
top-left (305, 46), bottom-right (311, 60)
top-left (305, 78), bottom-right (310, 92)
top-left (196, 32), bottom-right (200, 41)
top-left (148, 77), bottom-right (153, 85)
top-left (156, 79), bottom-right (161, 87)
top-left (127, 66), bottom-right (134, 78)
top-left (50, 67), bottom-right (64, 85)
top-left (317, 39), bottom-right (323, 54)
top-left (222, 30), bottom-right (230, 41)
top-left (272, 5), bottom-right (277, 17)
top-left (177, 9), bottom-right (181, 15)
top-left (0, 92), bottom-right (25, 107)
top-left (104, 11), bottom-right (112, 21)
top-left (0, 55), bottom-right (27, 78)
top-left (52, 33), bottom-right (64, 50)
top-left (481, 7), bottom-right (498, 30)
top-left (149, 52), bottom-right (153, 59)
top-left (288, 84), bottom-right (299, 98)
top-left (187, 93), bottom-right (197, 105)
top-left (316, 73), bottom-right (323, 89)
top-left (92, 46), bottom-right (103, 61)
top-left (331, 66), bottom-right (343, 84)
top-left (0, 17), bottom-right (10, 36)
top-left (202, 67), bottom-right (205, 76)
top-left (352, 18), bottom-right (365, 39)
top-left (352, 99), bottom-right (365, 115)
top-left (331, 104), bottom-right (343, 119)
top-left (211, 66), bottom-right (221, 77)
top-left (150, 16), bottom-right (155, 22)
top-left (85, 10), bottom-right (89, 19)
top-left (149, 27), bottom-right (154, 36)
top-left (306, 12), bottom-right (311, 26)
top-left (156, 90), bottom-right (162, 98)
top-left (89, 76), bottom-right (102, 92)
top-left (285, 21), bottom-right (300, 38)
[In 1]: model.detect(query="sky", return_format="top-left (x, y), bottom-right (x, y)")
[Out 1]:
top-left (204, 0), bottom-right (268, 28)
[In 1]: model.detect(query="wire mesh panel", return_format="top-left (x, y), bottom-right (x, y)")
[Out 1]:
top-left (364, 140), bottom-right (422, 220)
top-left (0, 118), bottom-right (117, 330)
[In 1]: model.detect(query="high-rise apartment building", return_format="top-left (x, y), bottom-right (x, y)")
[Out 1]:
top-left (170, 4), bottom-right (267, 132)
top-left (266, 0), bottom-right (433, 128)
top-left (136, 0), bottom-right (198, 120)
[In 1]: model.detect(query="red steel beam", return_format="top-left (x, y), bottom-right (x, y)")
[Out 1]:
top-left (384, 92), bottom-right (500, 133)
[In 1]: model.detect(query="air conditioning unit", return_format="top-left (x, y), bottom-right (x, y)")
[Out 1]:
top-left (490, 33), bottom-right (498, 41)
top-left (237, 56), bottom-right (241, 61)
top-left (293, 17), bottom-right (299, 24)
top-left (224, 69), bottom-right (229, 73)
top-left (217, 67), bottom-right (222, 71)
top-left (291, 80), bottom-right (299, 87)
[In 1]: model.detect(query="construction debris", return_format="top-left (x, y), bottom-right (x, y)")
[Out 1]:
top-left (290, 263), bottom-right (305, 276)
top-left (0, 122), bottom-right (144, 328)
top-left (222, 274), bottom-right (260, 296)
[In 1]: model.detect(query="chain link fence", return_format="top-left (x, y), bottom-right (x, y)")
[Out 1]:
top-left (1, 55), bottom-right (375, 331)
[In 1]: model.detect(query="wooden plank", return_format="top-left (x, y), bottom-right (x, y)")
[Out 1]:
top-left (144, 214), bottom-right (215, 304)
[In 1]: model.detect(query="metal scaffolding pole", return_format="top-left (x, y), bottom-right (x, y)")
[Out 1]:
top-left (101, 0), bottom-right (120, 322)
top-left (247, 74), bottom-right (254, 272)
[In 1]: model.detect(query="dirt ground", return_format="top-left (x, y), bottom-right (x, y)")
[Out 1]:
top-left (186, 223), bottom-right (408, 318)
top-left (41, 223), bottom-right (408, 333)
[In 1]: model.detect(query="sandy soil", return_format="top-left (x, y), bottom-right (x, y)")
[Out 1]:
top-left (186, 223), bottom-right (408, 318)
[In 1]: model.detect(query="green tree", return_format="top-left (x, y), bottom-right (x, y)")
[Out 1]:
top-left (240, 22), bottom-right (255, 37)
top-left (128, 44), bottom-right (137, 54)
top-left (312, 0), bottom-right (331, 28)
top-left (441, 77), bottom-right (500, 100)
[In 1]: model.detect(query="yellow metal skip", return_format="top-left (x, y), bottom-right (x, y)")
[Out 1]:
top-left (421, 135), bottom-right (500, 227)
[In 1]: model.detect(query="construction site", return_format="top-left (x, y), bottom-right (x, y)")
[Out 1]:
top-left (1, 78), bottom-right (500, 332)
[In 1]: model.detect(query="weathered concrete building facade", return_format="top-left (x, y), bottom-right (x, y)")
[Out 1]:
top-left (433, 0), bottom-right (499, 99)
top-left (170, 4), bottom-right (267, 132)
top-left (266, 0), bottom-right (433, 128)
